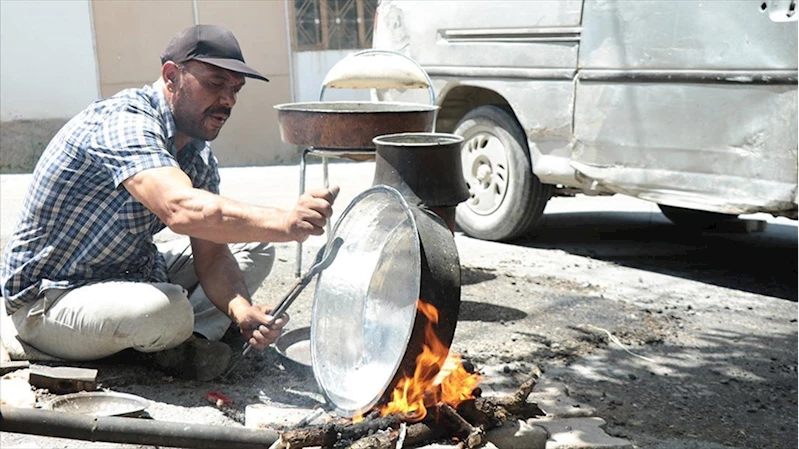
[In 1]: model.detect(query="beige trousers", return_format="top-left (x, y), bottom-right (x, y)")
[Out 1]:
top-left (3, 239), bottom-right (274, 361)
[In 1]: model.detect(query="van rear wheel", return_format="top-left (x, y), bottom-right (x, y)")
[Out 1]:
top-left (454, 105), bottom-right (550, 241)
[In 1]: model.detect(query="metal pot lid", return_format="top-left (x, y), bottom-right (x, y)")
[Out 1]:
top-left (47, 391), bottom-right (150, 417)
top-left (310, 185), bottom-right (421, 417)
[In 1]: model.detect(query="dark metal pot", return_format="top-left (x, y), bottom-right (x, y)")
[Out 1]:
top-left (372, 133), bottom-right (469, 208)
top-left (310, 186), bottom-right (461, 417)
top-left (373, 132), bottom-right (470, 232)
top-left (274, 101), bottom-right (438, 150)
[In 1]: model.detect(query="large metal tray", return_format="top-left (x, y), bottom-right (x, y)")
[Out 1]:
top-left (274, 101), bottom-right (437, 150)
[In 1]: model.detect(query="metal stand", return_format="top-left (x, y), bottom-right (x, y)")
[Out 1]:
top-left (296, 147), bottom-right (376, 277)
top-left (294, 50), bottom-right (437, 277)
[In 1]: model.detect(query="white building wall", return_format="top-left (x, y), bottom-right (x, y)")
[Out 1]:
top-left (0, 0), bottom-right (100, 121)
top-left (292, 50), bottom-right (370, 102)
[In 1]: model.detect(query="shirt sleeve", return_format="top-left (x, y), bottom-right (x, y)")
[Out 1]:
top-left (87, 98), bottom-right (179, 188)
top-left (197, 147), bottom-right (221, 195)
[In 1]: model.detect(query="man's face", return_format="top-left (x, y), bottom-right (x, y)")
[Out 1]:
top-left (170, 61), bottom-right (246, 142)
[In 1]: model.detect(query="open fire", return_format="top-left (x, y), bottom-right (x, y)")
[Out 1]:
top-left (275, 299), bottom-right (545, 449)
top-left (357, 300), bottom-right (481, 422)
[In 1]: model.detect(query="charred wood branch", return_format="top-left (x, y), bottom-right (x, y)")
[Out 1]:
top-left (492, 365), bottom-right (545, 418)
top-left (345, 430), bottom-right (396, 449)
top-left (344, 420), bottom-right (447, 449)
top-left (278, 423), bottom-right (335, 449)
top-left (457, 366), bottom-right (545, 428)
top-left (337, 415), bottom-right (403, 443)
top-left (512, 365), bottom-right (543, 403)
top-left (437, 403), bottom-right (483, 448)
top-left (456, 398), bottom-right (503, 429)
top-left (280, 415), bottom-right (403, 449)
top-left (403, 420), bottom-right (447, 447)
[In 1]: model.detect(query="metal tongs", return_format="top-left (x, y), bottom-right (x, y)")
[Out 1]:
top-left (224, 237), bottom-right (344, 376)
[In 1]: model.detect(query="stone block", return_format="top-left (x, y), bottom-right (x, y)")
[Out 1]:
top-left (484, 419), bottom-right (548, 449)
top-left (244, 403), bottom-right (322, 430)
top-left (528, 381), bottom-right (596, 418)
top-left (0, 377), bottom-right (36, 408)
top-left (533, 417), bottom-right (633, 449)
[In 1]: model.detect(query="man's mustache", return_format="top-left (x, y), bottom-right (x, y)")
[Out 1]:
top-left (207, 107), bottom-right (232, 117)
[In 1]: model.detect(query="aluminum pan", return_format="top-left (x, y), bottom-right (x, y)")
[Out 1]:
top-left (310, 185), bottom-right (421, 417)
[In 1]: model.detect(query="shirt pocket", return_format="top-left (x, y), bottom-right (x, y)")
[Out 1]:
top-left (114, 197), bottom-right (155, 235)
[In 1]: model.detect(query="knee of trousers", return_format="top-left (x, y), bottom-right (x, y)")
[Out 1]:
top-left (134, 283), bottom-right (194, 351)
top-left (237, 242), bottom-right (276, 293)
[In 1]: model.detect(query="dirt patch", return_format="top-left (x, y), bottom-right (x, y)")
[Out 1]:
top-left (452, 261), bottom-right (796, 449)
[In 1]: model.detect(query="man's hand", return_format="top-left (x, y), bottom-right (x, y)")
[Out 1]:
top-left (233, 303), bottom-right (290, 350)
top-left (284, 186), bottom-right (339, 242)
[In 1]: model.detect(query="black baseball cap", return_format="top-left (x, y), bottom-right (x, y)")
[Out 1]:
top-left (161, 25), bottom-right (269, 82)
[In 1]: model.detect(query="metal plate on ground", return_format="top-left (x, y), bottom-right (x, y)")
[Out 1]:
top-left (275, 326), bottom-right (312, 372)
top-left (47, 391), bottom-right (150, 417)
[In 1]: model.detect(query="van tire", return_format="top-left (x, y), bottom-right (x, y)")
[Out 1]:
top-left (658, 204), bottom-right (738, 229)
top-left (453, 105), bottom-right (550, 241)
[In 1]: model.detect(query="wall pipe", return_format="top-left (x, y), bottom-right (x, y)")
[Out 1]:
top-left (0, 405), bottom-right (279, 449)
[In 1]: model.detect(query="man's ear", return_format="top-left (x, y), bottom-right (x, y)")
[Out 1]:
top-left (162, 62), bottom-right (180, 91)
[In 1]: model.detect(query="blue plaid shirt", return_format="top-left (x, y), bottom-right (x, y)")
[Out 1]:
top-left (1, 83), bottom-right (220, 315)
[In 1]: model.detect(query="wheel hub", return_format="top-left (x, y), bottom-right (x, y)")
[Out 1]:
top-left (475, 163), bottom-right (493, 187)
top-left (460, 131), bottom-right (509, 216)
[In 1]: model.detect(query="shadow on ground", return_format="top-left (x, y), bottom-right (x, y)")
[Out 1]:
top-left (510, 211), bottom-right (798, 301)
top-left (549, 327), bottom-right (798, 449)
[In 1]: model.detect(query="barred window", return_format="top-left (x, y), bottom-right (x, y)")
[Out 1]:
top-left (291, 0), bottom-right (378, 51)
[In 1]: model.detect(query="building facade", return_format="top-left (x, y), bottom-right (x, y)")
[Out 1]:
top-left (0, 0), bottom-right (376, 171)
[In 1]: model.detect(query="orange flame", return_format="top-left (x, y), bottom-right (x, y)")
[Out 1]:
top-left (376, 300), bottom-right (481, 422)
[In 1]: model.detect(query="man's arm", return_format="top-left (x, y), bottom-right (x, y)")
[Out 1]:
top-left (121, 166), bottom-right (336, 244)
top-left (191, 237), bottom-right (284, 349)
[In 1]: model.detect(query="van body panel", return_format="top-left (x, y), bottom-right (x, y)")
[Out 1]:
top-left (373, 0), bottom-right (798, 220)
top-left (374, 0), bottom-right (583, 69)
top-left (579, 0), bottom-right (798, 70)
top-left (573, 0), bottom-right (798, 214)
top-left (573, 82), bottom-right (797, 214)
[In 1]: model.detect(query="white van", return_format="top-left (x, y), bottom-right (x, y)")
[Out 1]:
top-left (372, 0), bottom-right (798, 240)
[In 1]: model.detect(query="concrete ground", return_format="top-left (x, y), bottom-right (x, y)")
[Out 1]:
top-left (1, 162), bottom-right (797, 449)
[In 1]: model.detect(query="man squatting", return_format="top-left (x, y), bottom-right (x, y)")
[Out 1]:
top-left (1, 25), bottom-right (338, 381)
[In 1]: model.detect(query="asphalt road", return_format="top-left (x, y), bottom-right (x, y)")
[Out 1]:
top-left (1, 162), bottom-right (796, 449)
top-left (450, 199), bottom-right (797, 449)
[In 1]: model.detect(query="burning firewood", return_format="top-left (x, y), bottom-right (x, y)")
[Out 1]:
top-left (274, 366), bottom-right (545, 448)
top-left (277, 405), bottom-right (481, 449)
top-left (277, 295), bottom-right (545, 449)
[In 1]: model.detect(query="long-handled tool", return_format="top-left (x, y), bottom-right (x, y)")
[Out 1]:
top-left (223, 237), bottom-right (344, 376)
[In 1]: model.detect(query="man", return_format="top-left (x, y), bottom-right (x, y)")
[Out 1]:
top-left (0, 25), bottom-right (337, 381)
